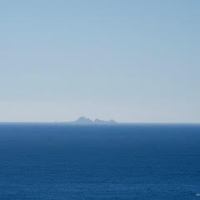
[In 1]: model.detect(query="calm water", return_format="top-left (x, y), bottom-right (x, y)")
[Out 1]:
top-left (0, 124), bottom-right (200, 200)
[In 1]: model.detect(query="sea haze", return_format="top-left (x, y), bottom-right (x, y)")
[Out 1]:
top-left (0, 124), bottom-right (200, 200)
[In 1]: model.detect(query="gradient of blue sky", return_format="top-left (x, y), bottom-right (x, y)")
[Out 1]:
top-left (0, 0), bottom-right (199, 122)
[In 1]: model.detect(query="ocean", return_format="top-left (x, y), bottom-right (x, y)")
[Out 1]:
top-left (0, 124), bottom-right (200, 200)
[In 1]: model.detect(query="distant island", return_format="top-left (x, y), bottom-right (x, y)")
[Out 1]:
top-left (68, 117), bottom-right (117, 125)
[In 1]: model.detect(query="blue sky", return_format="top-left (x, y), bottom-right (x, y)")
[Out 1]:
top-left (0, 0), bottom-right (199, 122)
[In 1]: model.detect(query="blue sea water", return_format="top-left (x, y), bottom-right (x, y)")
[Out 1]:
top-left (0, 124), bottom-right (200, 200)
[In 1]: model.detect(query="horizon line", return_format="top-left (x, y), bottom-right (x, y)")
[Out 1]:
top-left (0, 121), bottom-right (199, 125)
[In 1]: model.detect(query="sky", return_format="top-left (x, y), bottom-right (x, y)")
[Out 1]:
top-left (0, 0), bottom-right (200, 123)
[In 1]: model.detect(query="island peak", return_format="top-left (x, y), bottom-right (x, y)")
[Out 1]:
top-left (70, 117), bottom-right (117, 125)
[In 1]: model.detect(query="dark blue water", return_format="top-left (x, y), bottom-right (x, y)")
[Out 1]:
top-left (0, 124), bottom-right (200, 200)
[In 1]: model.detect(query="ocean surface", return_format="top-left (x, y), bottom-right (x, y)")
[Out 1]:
top-left (0, 124), bottom-right (200, 200)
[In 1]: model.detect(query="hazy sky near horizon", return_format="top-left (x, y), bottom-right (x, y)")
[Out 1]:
top-left (0, 0), bottom-right (200, 122)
